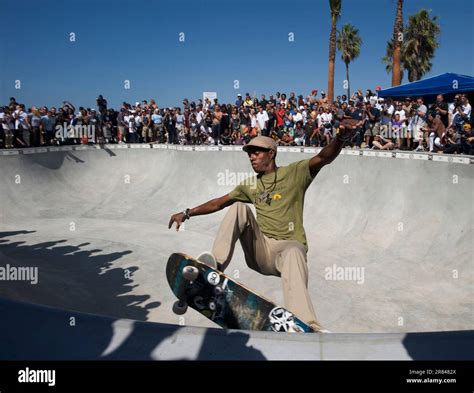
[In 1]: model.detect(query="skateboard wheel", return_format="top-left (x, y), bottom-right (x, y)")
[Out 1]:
top-left (213, 286), bottom-right (224, 296)
top-left (208, 301), bottom-right (216, 311)
top-left (172, 300), bottom-right (188, 315)
top-left (182, 266), bottom-right (199, 281)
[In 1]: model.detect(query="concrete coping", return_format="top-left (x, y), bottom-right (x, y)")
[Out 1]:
top-left (0, 144), bottom-right (472, 165)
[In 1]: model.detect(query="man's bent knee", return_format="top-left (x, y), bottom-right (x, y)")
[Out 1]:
top-left (276, 245), bottom-right (307, 272)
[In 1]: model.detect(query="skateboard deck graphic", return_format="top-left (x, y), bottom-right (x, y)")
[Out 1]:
top-left (166, 252), bottom-right (315, 332)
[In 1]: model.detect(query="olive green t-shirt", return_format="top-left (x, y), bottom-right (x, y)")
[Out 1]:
top-left (228, 159), bottom-right (315, 251)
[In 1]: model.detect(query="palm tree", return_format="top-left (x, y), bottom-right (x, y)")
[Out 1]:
top-left (382, 40), bottom-right (404, 83)
top-left (382, 9), bottom-right (440, 83)
top-left (337, 23), bottom-right (362, 99)
top-left (403, 9), bottom-right (440, 81)
top-left (327, 0), bottom-right (342, 103)
top-left (391, 0), bottom-right (404, 86)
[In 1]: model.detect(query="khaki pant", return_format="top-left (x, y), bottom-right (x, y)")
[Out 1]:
top-left (212, 202), bottom-right (322, 331)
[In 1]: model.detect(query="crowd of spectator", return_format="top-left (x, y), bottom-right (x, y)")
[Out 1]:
top-left (1, 89), bottom-right (473, 155)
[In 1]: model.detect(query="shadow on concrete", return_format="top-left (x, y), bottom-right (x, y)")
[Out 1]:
top-left (195, 329), bottom-right (267, 360)
top-left (0, 297), bottom-right (177, 360)
top-left (0, 230), bottom-right (159, 322)
top-left (64, 152), bottom-right (85, 163)
top-left (26, 148), bottom-right (117, 169)
top-left (402, 330), bottom-right (474, 360)
top-left (22, 151), bottom-right (77, 169)
top-left (0, 231), bottom-right (267, 360)
top-left (0, 296), bottom-right (267, 360)
top-left (98, 145), bottom-right (117, 157)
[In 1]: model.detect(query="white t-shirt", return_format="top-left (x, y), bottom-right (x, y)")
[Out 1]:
top-left (124, 115), bottom-right (134, 131)
top-left (14, 110), bottom-right (28, 129)
top-left (0, 112), bottom-right (11, 130)
top-left (386, 105), bottom-right (395, 116)
top-left (292, 112), bottom-right (303, 123)
top-left (411, 105), bottom-right (427, 128)
top-left (317, 112), bottom-right (332, 128)
top-left (195, 111), bottom-right (203, 124)
top-left (462, 104), bottom-right (472, 117)
top-left (394, 109), bottom-right (406, 123)
top-left (365, 95), bottom-right (378, 104)
top-left (256, 111), bottom-right (269, 129)
top-left (418, 104), bottom-right (427, 116)
top-left (448, 103), bottom-right (456, 115)
top-left (250, 114), bottom-right (257, 128)
top-left (302, 110), bottom-right (308, 125)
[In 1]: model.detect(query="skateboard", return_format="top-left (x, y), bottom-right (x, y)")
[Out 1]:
top-left (166, 252), bottom-right (315, 333)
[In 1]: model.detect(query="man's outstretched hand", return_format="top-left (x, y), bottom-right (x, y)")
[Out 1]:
top-left (338, 118), bottom-right (360, 141)
top-left (168, 212), bottom-right (186, 231)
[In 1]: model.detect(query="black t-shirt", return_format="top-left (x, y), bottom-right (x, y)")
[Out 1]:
top-left (97, 99), bottom-right (107, 113)
top-left (368, 107), bottom-right (381, 123)
top-left (267, 112), bottom-right (276, 131)
top-left (240, 112), bottom-right (251, 127)
top-left (220, 113), bottom-right (229, 128)
top-left (110, 111), bottom-right (118, 127)
top-left (351, 110), bottom-right (364, 130)
top-left (430, 102), bottom-right (449, 127)
top-left (351, 109), bottom-right (364, 121)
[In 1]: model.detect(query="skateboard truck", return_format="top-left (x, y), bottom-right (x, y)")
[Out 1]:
top-left (172, 265), bottom-right (199, 315)
top-left (172, 300), bottom-right (188, 315)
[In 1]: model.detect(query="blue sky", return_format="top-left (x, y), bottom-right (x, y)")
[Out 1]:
top-left (1, 0), bottom-right (472, 109)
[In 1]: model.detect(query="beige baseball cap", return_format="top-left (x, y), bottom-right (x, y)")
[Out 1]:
top-left (242, 136), bottom-right (278, 153)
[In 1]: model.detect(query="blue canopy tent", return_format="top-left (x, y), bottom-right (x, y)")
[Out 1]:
top-left (378, 73), bottom-right (474, 102)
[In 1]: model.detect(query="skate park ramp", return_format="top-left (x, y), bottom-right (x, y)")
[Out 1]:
top-left (0, 145), bottom-right (472, 359)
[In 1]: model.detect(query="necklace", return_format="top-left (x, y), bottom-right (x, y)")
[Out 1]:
top-left (258, 167), bottom-right (278, 205)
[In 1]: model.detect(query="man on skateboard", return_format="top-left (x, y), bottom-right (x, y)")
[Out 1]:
top-left (169, 123), bottom-right (355, 332)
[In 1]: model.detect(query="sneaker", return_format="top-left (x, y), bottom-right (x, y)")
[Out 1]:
top-left (319, 329), bottom-right (332, 333)
top-left (197, 251), bottom-right (217, 269)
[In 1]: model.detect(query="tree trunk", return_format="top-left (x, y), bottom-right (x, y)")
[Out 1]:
top-left (391, 0), bottom-right (404, 86)
top-left (327, 15), bottom-right (337, 103)
top-left (345, 62), bottom-right (350, 99)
